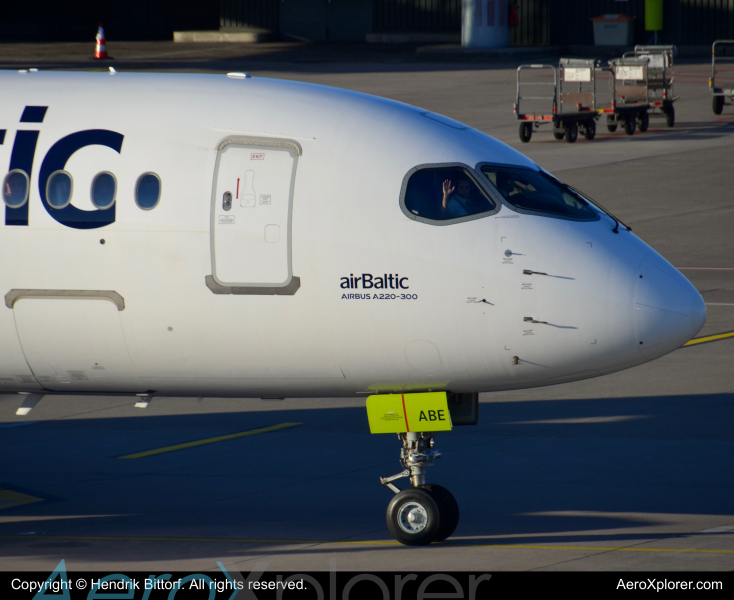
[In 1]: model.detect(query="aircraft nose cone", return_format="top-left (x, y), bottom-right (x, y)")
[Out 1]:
top-left (690, 292), bottom-right (707, 338)
top-left (634, 256), bottom-right (706, 359)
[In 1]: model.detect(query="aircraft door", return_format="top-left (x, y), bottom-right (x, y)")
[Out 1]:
top-left (12, 296), bottom-right (141, 392)
top-left (211, 138), bottom-right (300, 289)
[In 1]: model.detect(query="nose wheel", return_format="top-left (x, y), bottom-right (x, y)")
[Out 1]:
top-left (421, 483), bottom-right (460, 542)
top-left (381, 432), bottom-right (460, 545)
top-left (387, 488), bottom-right (442, 545)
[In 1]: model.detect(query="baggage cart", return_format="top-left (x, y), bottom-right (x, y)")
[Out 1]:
top-left (624, 45), bottom-right (677, 126)
top-left (597, 57), bottom-right (652, 135)
top-left (514, 59), bottom-right (599, 144)
top-left (710, 40), bottom-right (734, 115)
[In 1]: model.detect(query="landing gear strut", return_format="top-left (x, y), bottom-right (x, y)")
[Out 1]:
top-left (380, 432), bottom-right (459, 545)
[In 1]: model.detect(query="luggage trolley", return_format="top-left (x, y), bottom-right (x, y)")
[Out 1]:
top-left (514, 59), bottom-right (599, 143)
top-left (599, 57), bottom-right (652, 135)
top-left (624, 45), bottom-right (677, 126)
top-left (710, 40), bottom-right (734, 115)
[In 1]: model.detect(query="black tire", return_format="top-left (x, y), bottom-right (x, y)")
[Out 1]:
top-left (386, 488), bottom-right (443, 546)
top-left (583, 119), bottom-right (596, 140)
top-left (607, 116), bottom-right (617, 132)
top-left (624, 117), bottom-right (636, 136)
top-left (519, 122), bottom-right (532, 143)
top-left (564, 122), bottom-right (577, 143)
top-left (553, 130), bottom-right (565, 140)
top-left (664, 104), bottom-right (675, 127)
top-left (637, 111), bottom-right (649, 133)
top-left (421, 484), bottom-right (460, 542)
top-left (713, 95), bottom-right (724, 115)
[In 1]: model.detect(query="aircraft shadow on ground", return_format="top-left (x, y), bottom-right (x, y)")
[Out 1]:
top-left (0, 391), bottom-right (731, 562)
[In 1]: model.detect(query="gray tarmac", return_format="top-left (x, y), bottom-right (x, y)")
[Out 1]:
top-left (0, 42), bottom-right (732, 573)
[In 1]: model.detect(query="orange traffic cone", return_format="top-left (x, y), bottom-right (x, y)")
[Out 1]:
top-left (94, 24), bottom-right (110, 60)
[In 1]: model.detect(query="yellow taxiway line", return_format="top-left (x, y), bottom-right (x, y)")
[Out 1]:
top-left (2, 534), bottom-right (733, 554)
top-left (118, 422), bottom-right (301, 459)
top-left (683, 331), bottom-right (734, 347)
top-left (0, 489), bottom-right (44, 510)
top-left (471, 543), bottom-right (734, 554)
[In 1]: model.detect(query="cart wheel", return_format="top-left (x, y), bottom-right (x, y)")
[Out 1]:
top-left (713, 95), bottom-right (724, 115)
top-left (564, 122), bottom-right (577, 143)
top-left (664, 104), bottom-right (675, 127)
top-left (637, 111), bottom-right (649, 133)
top-left (583, 119), bottom-right (596, 140)
top-left (519, 122), bottom-right (532, 143)
top-left (624, 118), bottom-right (636, 136)
top-left (553, 130), bottom-right (565, 141)
top-left (606, 116), bottom-right (617, 133)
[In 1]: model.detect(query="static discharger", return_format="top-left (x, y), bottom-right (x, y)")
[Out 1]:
top-left (366, 392), bottom-right (452, 434)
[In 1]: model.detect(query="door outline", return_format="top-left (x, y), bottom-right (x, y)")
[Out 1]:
top-left (12, 297), bottom-right (142, 392)
top-left (210, 136), bottom-right (302, 291)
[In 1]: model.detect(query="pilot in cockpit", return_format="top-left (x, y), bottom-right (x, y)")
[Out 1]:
top-left (494, 170), bottom-right (518, 200)
top-left (441, 177), bottom-right (475, 218)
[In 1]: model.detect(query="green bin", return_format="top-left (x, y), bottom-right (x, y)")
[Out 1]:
top-left (645, 0), bottom-right (663, 32)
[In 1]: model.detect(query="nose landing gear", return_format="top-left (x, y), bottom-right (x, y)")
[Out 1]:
top-left (367, 391), bottom-right (475, 545)
top-left (380, 432), bottom-right (459, 545)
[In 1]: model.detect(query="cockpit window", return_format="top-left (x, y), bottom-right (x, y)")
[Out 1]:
top-left (402, 166), bottom-right (496, 224)
top-left (480, 165), bottom-right (598, 220)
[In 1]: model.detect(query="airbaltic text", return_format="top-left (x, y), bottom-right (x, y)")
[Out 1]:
top-left (341, 273), bottom-right (409, 289)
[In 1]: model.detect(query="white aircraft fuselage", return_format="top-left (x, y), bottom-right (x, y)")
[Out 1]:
top-left (0, 71), bottom-right (706, 399)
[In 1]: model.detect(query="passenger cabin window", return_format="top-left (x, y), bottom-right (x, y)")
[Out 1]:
top-left (136, 173), bottom-right (161, 210)
top-left (481, 166), bottom-right (597, 220)
top-left (404, 167), bottom-right (495, 222)
top-left (2, 170), bottom-right (29, 208)
top-left (91, 172), bottom-right (116, 209)
top-left (46, 171), bottom-right (73, 208)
